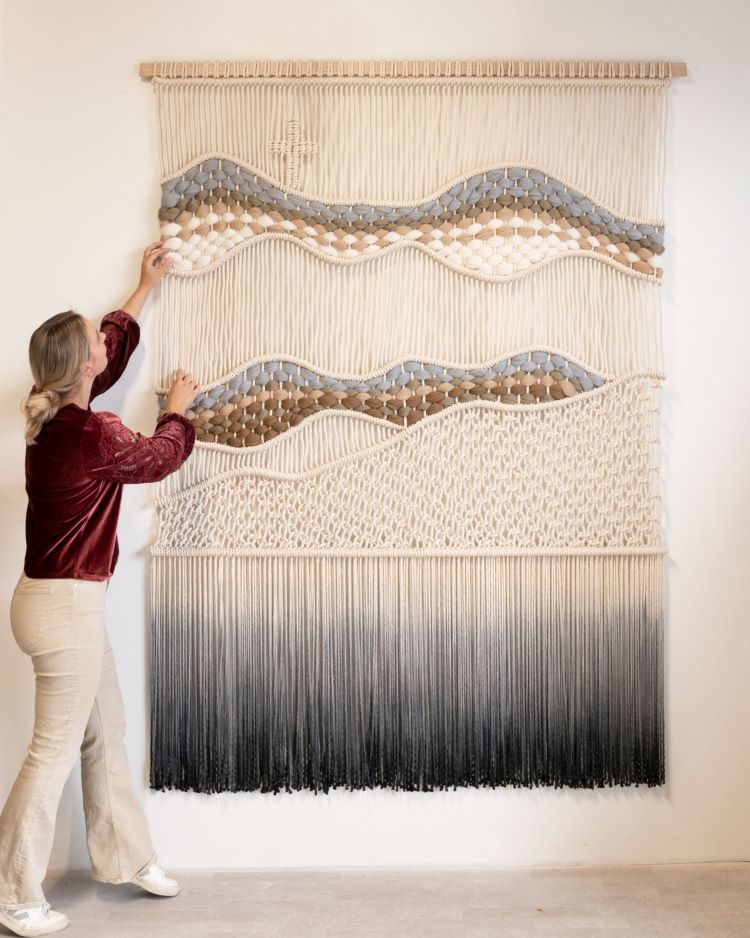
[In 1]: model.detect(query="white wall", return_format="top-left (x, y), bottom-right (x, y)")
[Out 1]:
top-left (1, 0), bottom-right (748, 871)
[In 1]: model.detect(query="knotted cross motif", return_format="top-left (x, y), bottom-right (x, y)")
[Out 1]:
top-left (268, 118), bottom-right (318, 189)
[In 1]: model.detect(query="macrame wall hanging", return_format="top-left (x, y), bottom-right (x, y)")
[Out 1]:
top-left (142, 59), bottom-right (681, 794)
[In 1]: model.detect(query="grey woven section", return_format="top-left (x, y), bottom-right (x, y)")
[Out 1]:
top-left (159, 353), bottom-right (605, 411)
top-left (160, 161), bottom-right (665, 248)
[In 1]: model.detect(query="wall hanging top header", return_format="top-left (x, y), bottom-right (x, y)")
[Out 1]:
top-left (139, 58), bottom-right (687, 82)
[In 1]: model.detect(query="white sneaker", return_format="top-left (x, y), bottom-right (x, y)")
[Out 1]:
top-left (129, 862), bottom-right (180, 897)
top-left (0, 902), bottom-right (69, 936)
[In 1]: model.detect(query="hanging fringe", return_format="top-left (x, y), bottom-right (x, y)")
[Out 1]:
top-left (149, 553), bottom-right (665, 793)
top-left (155, 250), bottom-right (663, 387)
top-left (152, 78), bottom-right (667, 221)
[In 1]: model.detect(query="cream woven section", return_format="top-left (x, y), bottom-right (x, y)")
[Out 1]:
top-left (153, 79), bottom-right (668, 221)
top-left (154, 380), bottom-right (661, 555)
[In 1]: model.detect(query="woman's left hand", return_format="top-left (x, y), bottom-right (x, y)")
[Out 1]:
top-left (139, 242), bottom-right (172, 289)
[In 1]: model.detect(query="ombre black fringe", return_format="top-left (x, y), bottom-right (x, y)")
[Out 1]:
top-left (149, 702), bottom-right (665, 794)
top-left (148, 556), bottom-right (665, 794)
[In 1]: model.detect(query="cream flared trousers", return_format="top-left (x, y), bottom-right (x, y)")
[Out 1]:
top-left (0, 573), bottom-right (156, 911)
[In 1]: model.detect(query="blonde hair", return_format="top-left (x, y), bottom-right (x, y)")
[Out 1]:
top-left (21, 311), bottom-right (91, 446)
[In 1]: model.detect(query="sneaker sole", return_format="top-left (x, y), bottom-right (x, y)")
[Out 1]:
top-left (129, 879), bottom-right (180, 897)
top-left (0, 909), bottom-right (69, 937)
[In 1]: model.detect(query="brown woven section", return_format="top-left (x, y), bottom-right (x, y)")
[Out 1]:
top-left (160, 202), bottom-right (663, 278)
top-left (163, 370), bottom-right (600, 448)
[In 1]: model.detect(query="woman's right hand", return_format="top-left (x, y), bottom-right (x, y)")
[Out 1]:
top-left (166, 368), bottom-right (200, 416)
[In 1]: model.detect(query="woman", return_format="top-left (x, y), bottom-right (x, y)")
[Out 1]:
top-left (0, 243), bottom-right (199, 937)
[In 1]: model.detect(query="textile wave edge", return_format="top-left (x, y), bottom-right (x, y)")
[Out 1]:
top-left (155, 376), bottom-right (662, 489)
top-left (151, 383), bottom-right (663, 554)
top-left (156, 412), bottom-right (403, 496)
top-left (154, 249), bottom-right (664, 385)
top-left (154, 349), bottom-right (612, 449)
top-left (151, 80), bottom-right (668, 220)
top-left (154, 376), bottom-right (661, 494)
top-left (160, 159), bottom-right (664, 279)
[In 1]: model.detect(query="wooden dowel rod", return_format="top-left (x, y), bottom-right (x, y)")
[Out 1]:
top-left (138, 59), bottom-right (687, 81)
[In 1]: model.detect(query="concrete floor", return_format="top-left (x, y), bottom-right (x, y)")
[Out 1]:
top-left (9, 862), bottom-right (747, 938)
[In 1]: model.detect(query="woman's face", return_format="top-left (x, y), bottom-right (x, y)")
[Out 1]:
top-left (83, 318), bottom-right (108, 379)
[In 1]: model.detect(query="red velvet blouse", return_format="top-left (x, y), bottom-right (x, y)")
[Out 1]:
top-left (23, 309), bottom-right (195, 582)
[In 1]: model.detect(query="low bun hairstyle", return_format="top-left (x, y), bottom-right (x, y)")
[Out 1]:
top-left (21, 311), bottom-right (91, 446)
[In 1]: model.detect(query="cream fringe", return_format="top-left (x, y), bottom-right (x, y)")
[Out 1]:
top-left (152, 79), bottom-right (667, 221)
top-left (155, 248), bottom-right (663, 387)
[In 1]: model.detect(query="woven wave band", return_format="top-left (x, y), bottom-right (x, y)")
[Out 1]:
top-left (160, 161), bottom-right (664, 277)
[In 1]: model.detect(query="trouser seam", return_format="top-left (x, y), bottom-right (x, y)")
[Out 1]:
top-left (93, 696), bottom-right (124, 881)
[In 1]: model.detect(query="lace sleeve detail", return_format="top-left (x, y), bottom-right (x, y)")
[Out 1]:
top-left (81, 410), bottom-right (195, 484)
